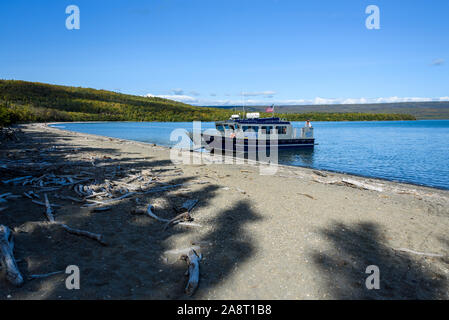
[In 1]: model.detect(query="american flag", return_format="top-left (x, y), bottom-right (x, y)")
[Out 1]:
top-left (265, 105), bottom-right (274, 113)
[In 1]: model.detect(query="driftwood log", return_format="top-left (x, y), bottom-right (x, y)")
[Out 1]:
top-left (176, 222), bottom-right (202, 228)
top-left (28, 270), bottom-right (64, 280)
top-left (91, 206), bottom-right (111, 212)
top-left (0, 225), bottom-right (24, 286)
top-left (41, 195), bottom-right (106, 245)
top-left (84, 192), bottom-right (137, 207)
top-left (313, 170), bottom-right (328, 177)
top-left (43, 194), bottom-right (56, 222)
top-left (31, 200), bottom-right (62, 208)
top-left (163, 199), bottom-right (199, 230)
top-left (338, 178), bottom-right (383, 192)
top-left (145, 204), bottom-right (170, 222)
top-left (313, 177), bottom-right (384, 192)
top-left (181, 199), bottom-right (199, 212)
top-left (163, 212), bottom-right (193, 230)
top-left (182, 249), bottom-right (201, 296)
top-left (60, 224), bottom-right (107, 246)
top-left (393, 247), bottom-right (444, 258)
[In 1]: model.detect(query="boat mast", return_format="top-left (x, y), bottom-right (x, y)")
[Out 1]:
top-left (242, 91), bottom-right (246, 119)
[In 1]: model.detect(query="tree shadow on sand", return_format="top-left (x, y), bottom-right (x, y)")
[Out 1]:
top-left (311, 222), bottom-right (448, 299)
top-left (0, 127), bottom-right (263, 300)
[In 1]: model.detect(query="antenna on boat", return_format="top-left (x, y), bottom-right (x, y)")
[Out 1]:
top-left (242, 91), bottom-right (246, 119)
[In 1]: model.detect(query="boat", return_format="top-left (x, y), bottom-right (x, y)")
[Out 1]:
top-left (198, 112), bottom-right (315, 152)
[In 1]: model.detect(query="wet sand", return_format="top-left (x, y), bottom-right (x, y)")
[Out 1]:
top-left (0, 123), bottom-right (448, 299)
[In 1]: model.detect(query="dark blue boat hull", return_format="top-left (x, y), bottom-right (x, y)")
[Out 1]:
top-left (201, 134), bottom-right (315, 152)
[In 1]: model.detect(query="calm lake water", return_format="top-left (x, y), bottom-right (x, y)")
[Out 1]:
top-left (50, 120), bottom-right (449, 190)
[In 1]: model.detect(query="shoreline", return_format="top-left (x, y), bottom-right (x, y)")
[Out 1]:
top-left (46, 121), bottom-right (449, 193)
top-left (1, 123), bottom-right (448, 299)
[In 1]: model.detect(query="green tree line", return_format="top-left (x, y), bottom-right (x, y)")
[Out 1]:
top-left (0, 80), bottom-right (416, 127)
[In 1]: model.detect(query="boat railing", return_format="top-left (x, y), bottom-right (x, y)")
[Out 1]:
top-left (292, 127), bottom-right (314, 139)
top-left (300, 127), bottom-right (314, 139)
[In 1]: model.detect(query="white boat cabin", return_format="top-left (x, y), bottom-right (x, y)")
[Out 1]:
top-left (214, 113), bottom-right (313, 140)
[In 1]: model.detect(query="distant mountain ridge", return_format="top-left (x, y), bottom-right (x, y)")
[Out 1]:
top-left (205, 101), bottom-right (449, 119)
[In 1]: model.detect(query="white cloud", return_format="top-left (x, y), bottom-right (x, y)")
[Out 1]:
top-left (373, 97), bottom-right (433, 103)
top-left (145, 93), bottom-right (448, 106)
top-left (313, 97), bottom-right (335, 105)
top-left (240, 91), bottom-right (277, 97)
top-left (145, 93), bottom-right (199, 103)
top-left (342, 97), bottom-right (368, 104)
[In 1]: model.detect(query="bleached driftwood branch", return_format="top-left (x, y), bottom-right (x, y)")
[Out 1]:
top-left (23, 192), bottom-right (33, 199)
top-left (0, 225), bottom-right (24, 286)
top-left (297, 193), bottom-right (315, 200)
top-left (28, 191), bottom-right (40, 199)
top-left (313, 177), bottom-right (383, 192)
top-left (393, 247), bottom-right (444, 258)
top-left (28, 270), bottom-right (64, 280)
top-left (40, 194), bottom-right (106, 245)
top-left (43, 194), bottom-right (55, 222)
top-left (176, 222), bottom-right (202, 228)
top-left (91, 206), bottom-right (111, 212)
top-left (313, 170), bottom-right (328, 177)
top-left (163, 212), bottom-right (193, 230)
top-left (2, 176), bottom-right (33, 185)
top-left (340, 178), bottom-right (383, 192)
top-left (163, 199), bottom-right (200, 230)
top-left (0, 193), bottom-right (21, 204)
top-left (182, 249), bottom-right (201, 296)
top-left (83, 192), bottom-right (137, 207)
top-left (145, 204), bottom-right (170, 222)
top-left (31, 200), bottom-right (62, 208)
top-left (164, 245), bottom-right (201, 257)
top-left (60, 224), bottom-right (107, 246)
top-left (181, 199), bottom-right (199, 212)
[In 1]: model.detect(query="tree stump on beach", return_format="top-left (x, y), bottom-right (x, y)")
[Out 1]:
top-left (0, 225), bottom-right (24, 286)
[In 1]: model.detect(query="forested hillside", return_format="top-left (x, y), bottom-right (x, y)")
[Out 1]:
top-left (0, 80), bottom-right (415, 126)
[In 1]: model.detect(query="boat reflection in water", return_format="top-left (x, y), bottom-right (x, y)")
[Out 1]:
top-left (209, 144), bottom-right (316, 168)
top-left (277, 148), bottom-right (315, 167)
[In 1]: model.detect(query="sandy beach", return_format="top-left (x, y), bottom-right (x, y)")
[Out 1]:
top-left (0, 123), bottom-right (448, 300)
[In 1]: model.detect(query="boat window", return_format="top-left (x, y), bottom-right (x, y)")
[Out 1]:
top-left (216, 125), bottom-right (225, 133)
top-left (261, 126), bottom-right (273, 134)
top-left (229, 125), bottom-right (235, 130)
top-left (223, 124), bottom-right (230, 130)
top-left (276, 126), bottom-right (287, 134)
top-left (243, 126), bottom-right (260, 132)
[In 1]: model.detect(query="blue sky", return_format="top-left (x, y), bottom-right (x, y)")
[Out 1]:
top-left (0, 0), bottom-right (448, 106)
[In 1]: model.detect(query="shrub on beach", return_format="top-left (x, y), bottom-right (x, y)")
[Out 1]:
top-left (0, 102), bottom-right (12, 127)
